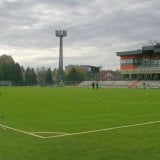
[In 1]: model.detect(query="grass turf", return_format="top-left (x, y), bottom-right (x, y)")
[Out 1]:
top-left (0, 87), bottom-right (160, 160)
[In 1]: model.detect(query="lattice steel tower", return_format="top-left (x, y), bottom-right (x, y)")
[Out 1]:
top-left (55, 30), bottom-right (67, 83)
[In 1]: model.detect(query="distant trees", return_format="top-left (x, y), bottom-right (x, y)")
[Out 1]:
top-left (24, 67), bottom-right (37, 85)
top-left (66, 67), bottom-right (85, 83)
top-left (46, 68), bottom-right (53, 85)
top-left (36, 67), bottom-right (47, 86)
top-left (145, 40), bottom-right (160, 48)
top-left (15, 63), bottom-right (23, 84)
top-left (36, 67), bottom-right (53, 86)
top-left (0, 55), bottom-right (16, 81)
top-left (0, 54), bottom-right (55, 86)
top-left (0, 55), bottom-right (24, 84)
top-left (0, 54), bottom-right (94, 86)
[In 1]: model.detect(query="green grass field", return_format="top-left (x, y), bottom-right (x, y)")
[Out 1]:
top-left (0, 87), bottom-right (160, 160)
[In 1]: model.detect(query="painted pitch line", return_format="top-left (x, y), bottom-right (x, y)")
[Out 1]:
top-left (1, 120), bottom-right (160, 139)
top-left (0, 124), bottom-right (45, 138)
top-left (43, 120), bottom-right (160, 139)
top-left (32, 131), bottom-right (69, 135)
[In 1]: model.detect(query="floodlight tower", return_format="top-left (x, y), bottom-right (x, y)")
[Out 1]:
top-left (55, 30), bottom-right (67, 83)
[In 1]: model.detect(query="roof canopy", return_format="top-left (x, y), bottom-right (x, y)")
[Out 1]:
top-left (117, 46), bottom-right (160, 56)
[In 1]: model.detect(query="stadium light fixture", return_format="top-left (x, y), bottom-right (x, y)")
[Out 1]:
top-left (55, 30), bottom-right (67, 85)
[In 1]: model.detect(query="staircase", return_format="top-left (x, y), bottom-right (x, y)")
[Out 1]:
top-left (128, 81), bottom-right (139, 88)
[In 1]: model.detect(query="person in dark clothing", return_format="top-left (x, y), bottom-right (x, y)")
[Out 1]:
top-left (92, 82), bottom-right (95, 89)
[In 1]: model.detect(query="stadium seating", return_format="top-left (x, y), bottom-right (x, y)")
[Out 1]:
top-left (78, 81), bottom-right (160, 88)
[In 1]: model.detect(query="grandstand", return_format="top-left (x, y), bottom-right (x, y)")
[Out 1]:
top-left (78, 80), bottom-right (160, 89)
top-left (116, 45), bottom-right (160, 80)
top-left (78, 45), bottom-right (160, 89)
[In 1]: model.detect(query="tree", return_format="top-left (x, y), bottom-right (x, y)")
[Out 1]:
top-left (146, 40), bottom-right (160, 48)
top-left (66, 67), bottom-right (85, 82)
top-left (36, 67), bottom-right (53, 86)
top-left (15, 63), bottom-right (23, 85)
top-left (46, 68), bottom-right (53, 85)
top-left (24, 67), bottom-right (37, 85)
top-left (0, 55), bottom-right (16, 81)
top-left (53, 68), bottom-right (58, 83)
top-left (36, 67), bottom-right (47, 86)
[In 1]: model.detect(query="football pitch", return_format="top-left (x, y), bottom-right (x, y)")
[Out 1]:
top-left (0, 87), bottom-right (160, 160)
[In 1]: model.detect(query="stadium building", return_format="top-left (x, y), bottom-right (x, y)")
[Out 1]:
top-left (117, 45), bottom-right (160, 80)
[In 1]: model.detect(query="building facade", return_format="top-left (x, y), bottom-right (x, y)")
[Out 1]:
top-left (65, 65), bottom-right (100, 80)
top-left (99, 70), bottom-right (122, 81)
top-left (117, 46), bottom-right (160, 80)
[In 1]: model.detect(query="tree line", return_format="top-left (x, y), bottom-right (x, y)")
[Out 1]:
top-left (0, 55), bottom-right (86, 86)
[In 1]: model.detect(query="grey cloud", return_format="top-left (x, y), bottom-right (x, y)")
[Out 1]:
top-left (0, 0), bottom-right (160, 69)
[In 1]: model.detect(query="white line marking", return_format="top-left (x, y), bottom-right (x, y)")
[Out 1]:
top-left (0, 124), bottom-right (45, 138)
top-left (32, 131), bottom-right (69, 135)
top-left (1, 120), bottom-right (160, 139)
top-left (43, 120), bottom-right (160, 139)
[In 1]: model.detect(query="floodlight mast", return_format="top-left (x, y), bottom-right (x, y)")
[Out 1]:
top-left (55, 30), bottom-right (67, 84)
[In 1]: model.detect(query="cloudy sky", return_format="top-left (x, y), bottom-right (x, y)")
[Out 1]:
top-left (0, 0), bottom-right (159, 70)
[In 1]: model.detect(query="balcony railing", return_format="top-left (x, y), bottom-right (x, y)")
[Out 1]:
top-left (121, 67), bottom-right (160, 74)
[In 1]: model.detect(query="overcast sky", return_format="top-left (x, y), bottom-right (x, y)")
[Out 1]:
top-left (0, 0), bottom-right (159, 70)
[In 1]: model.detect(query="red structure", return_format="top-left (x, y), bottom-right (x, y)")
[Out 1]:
top-left (117, 46), bottom-right (160, 80)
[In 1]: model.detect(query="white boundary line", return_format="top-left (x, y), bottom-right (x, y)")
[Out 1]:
top-left (1, 120), bottom-right (160, 139)
top-left (0, 124), bottom-right (45, 138)
top-left (43, 120), bottom-right (160, 139)
top-left (32, 131), bottom-right (69, 135)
